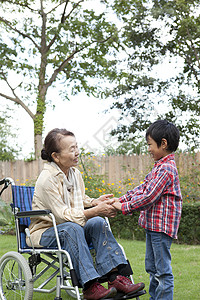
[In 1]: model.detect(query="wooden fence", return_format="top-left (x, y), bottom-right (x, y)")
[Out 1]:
top-left (0, 152), bottom-right (200, 202)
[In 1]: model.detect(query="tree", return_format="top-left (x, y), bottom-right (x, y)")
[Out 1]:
top-left (0, 109), bottom-right (21, 161)
top-left (108, 0), bottom-right (200, 150)
top-left (0, 0), bottom-right (124, 158)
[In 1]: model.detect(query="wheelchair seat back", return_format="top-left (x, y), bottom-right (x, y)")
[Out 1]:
top-left (12, 185), bottom-right (35, 250)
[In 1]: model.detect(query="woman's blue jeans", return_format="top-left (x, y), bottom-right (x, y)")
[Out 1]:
top-left (145, 230), bottom-right (174, 300)
top-left (40, 217), bottom-right (127, 287)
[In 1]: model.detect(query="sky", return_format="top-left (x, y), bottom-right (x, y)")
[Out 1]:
top-left (4, 91), bottom-right (124, 158)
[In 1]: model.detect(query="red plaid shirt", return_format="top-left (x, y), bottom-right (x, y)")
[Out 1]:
top-left (119, 153), bottom-right (182, 239)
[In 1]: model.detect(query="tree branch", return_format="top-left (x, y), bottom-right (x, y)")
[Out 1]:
top-left (1, 0), bottom-right (37, 12)
top-left (46, 0), bottom-right (68, 15)
top-left (92, 34), bottom-right (115, 44)
top-left (46, 0), bottom-right (84, 52)
top-left (0, 92), bottom-right (35, 119)
top-left (0, 17), bottom-right (40, 50)
top-left (46, 32), bottom-right (116, 89)
top-left (0, 72), bottom-right (35, 119)
top-left (61, 0), bottom-right (70, 23)
top-left (45, 43), bottom-right (90, 89)
top-left (46, 1), bottom-right (70, 52)
top-left (179, 39), bottom-right (200, 83)
top-left (62, 0), bottom-right (85, 21)
top-left (45, 50), bottom-right (77, 89)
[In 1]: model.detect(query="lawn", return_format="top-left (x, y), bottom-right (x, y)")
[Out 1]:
top-left (0, 235), bottom-right (199, 300)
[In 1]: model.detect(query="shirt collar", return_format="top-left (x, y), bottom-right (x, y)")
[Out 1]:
top-left (44, 162), bottom-right (76, 177)
top-left (154, 153), bottom-right (175, 167)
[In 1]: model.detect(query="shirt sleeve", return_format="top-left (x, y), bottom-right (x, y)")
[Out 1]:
top-left (120, 167), bottom-right (172, 215)
top-left (119, 181), bottom-right (147, 203)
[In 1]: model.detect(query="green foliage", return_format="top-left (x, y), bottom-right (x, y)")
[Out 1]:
top-left (23, 152), bottom-right (36, 162)
top-left (104, 138), bottom-right (148, 156)
top-left (109, 211), bottom-right (146, 240)
top-left (79, 150), bottom-right (114, 198)
top-left (177, 202), bottom-right (200, 244)
top-left (108, 0), bottom-right (200, 150)
top-left (1, 0), bottom-right (200, 155)
top-left (179, 163), bottom-right (200, 203)
top-left (0, 198), bottom-right (15, 234)
top-left (0, 110), bottom-right (21, 161)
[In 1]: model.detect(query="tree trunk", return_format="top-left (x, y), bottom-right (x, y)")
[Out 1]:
top-left (34, 132), bottom-right (43, 159)
top-left (34, 93), bottom-right (46, 158)
top-left (33, 3), bottom-right (47, 159)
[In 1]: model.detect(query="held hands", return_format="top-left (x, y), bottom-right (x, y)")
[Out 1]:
top-left (95, 199), bottom-right (117, 218)
top-left (111, 198), bottom-right (122, 211)
top-left (85, 195), bottom-right (122, 219)
top-left (92, 196), bottom-right (122, 217)
top-left (91, 194), bottom-right (114, 206)
top-left (91, 194), bottom-right (116, 217)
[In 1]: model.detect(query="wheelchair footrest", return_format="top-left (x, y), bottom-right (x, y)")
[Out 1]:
top-left (106, 289), bottom-right (146, 300)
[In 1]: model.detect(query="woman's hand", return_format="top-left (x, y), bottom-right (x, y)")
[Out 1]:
top-left (95, 199), bottom-right (117, 217)
top-left (91, 194), bottom-right (114, 206)
top-left (84, 199), bottom-right (117, 219)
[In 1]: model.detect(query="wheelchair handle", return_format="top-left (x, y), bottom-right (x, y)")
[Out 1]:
top-left (0, 177), bottom-right (14, 196)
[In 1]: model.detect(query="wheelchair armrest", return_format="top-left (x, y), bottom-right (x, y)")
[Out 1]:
top-left (16, 209), bottom-right (52, 218)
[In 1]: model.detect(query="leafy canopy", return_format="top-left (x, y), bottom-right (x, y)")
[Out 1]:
top-left (108, 0), bottom-right (200, 151)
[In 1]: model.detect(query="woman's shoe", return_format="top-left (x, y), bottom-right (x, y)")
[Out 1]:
top-left (108, 275), bottom-right (145, 295)
top-left (83, 281), bottom-right (117, 299)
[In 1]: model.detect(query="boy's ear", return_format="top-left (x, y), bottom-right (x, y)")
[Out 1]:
top-left (161, 138), bottom-right (168, 149)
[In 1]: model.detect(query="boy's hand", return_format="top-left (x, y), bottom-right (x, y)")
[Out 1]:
top-left (112, 201), bottom-right (122, 211)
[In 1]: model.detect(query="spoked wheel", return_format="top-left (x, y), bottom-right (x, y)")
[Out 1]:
top-left (0, 251), bottom-right (33, 300)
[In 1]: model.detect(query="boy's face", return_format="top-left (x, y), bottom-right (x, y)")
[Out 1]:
top-left (147, 135), bottom-right (169, 161)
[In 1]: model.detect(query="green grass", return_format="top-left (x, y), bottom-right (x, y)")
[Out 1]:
top-left (0, 235), bottom-right (200, 299)
top-left (119, 240), bottom-right (200, 300)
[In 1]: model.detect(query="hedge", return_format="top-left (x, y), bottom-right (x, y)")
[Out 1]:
top-left (109, 202), bottom-right (200, 245)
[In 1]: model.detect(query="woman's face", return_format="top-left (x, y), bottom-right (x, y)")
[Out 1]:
top-left (52, 135), bottom-right (79, 174)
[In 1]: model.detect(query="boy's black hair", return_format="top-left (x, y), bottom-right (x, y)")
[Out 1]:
top-left (146, 120), bottom-right (180, 152)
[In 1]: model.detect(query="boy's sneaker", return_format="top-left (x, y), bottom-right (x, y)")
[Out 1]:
top-left (108, 275), bottom-right (145, 295)
top-left (83, 281), bottom-right (117, 299)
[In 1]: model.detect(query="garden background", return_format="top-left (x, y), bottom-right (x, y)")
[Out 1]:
top-left (0, 151), bottom-right (200, 244)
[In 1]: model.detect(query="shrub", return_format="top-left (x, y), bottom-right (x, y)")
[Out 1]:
top-left (0, 198), bottom-right (15, 234)
top-left (177, 202), bottom-right (200, 244)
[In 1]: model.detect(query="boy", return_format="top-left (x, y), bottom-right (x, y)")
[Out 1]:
top-left (112, 120), bottom-right (182, 300)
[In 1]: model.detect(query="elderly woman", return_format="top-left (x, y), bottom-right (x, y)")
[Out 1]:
top-left (27, 128), bottom-right (144, 299)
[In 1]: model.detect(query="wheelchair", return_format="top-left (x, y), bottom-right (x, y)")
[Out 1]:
top-left (0, 177), bottom-right (146, 300)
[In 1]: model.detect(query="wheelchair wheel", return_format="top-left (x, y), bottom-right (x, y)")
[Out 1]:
top-left (0, 251), bottom-right (33, 300)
